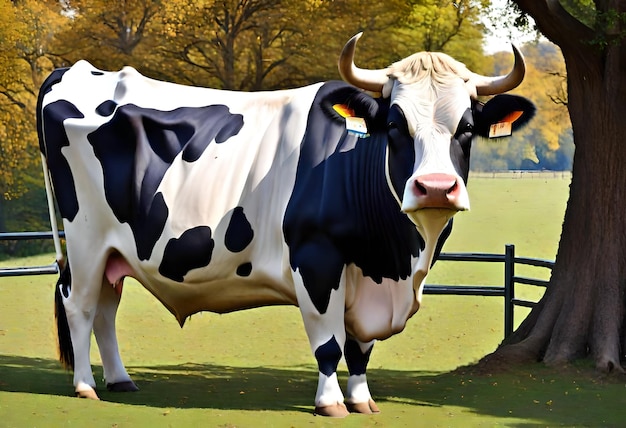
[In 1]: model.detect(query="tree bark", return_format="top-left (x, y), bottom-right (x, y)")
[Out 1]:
top-left (481, 0), bottom-right (626, 371)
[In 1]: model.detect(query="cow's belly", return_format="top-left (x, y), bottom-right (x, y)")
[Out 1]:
top-left (143, 273), bottom-right (298, 325)
top-left (344, 265), bottom-right (420, 342)
top-left (110, 245), bottom-right (297, 326)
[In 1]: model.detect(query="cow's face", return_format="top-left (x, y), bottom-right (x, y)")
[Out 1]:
top-left (339, 33), bottom-right (533, 235)
top-left (385, 72), bottom-right (473, 215)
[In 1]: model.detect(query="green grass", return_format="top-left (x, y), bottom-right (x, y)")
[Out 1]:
top-left (4, 176), bottom-right (626, 427)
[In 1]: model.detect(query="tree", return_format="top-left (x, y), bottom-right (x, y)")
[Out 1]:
top-left (292, 0), bottom-right (493, 88)
top-left (400, 0), bottom-right (491, 71)
top-left (51, 1), bottom-right (491, 90)
top-left (54, 0), bottom-right (164, 70)
top-left (0, 0), bottom-right (58, 199)
top-left (0, 0), bottom-right (66, 232)
top-left (482, 1), bottom-right (626, 371)
top-left (153, 0), bottom-right (313, 89)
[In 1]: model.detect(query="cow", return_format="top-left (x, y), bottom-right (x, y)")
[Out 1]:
top-left (38, 33), bottom-right (535, 417)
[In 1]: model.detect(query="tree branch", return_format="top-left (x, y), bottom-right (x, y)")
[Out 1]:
top-left (512, 0), bottom-right (597, 49)
top-left (0, 91), bottom-right (26, 110)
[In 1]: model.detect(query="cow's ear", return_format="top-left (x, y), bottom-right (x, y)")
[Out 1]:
top-left (320, 85), bottom-right (388, 127)
top-left (474, 94), bottom-right (536, 139)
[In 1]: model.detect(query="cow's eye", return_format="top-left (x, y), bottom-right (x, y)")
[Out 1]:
top-left (455, 129), bottom-right (473, 157)
top-left (388, 121), bottom-right (398, 130)
top-left (457, 122), bottom-right (473, 136)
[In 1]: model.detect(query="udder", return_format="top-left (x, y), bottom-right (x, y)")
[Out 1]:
top-left (104, 252), bottom-right (136, 295)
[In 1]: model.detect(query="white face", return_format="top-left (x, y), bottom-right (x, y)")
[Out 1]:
top-left (388, 78), bottom-right (472, 214)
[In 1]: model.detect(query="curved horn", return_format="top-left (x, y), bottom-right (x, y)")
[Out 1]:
top-left (474, 44), bottom-right (526, 96)
top-left (338, 32), bottom-right (389, 93)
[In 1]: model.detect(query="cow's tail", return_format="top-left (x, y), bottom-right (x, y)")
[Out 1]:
top-left (55, 262), bottom-right (74, 370)
top-left (42, 127), bottom-right (72, 369)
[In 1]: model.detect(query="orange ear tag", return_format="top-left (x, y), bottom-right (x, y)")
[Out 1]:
top-left (333, 104), bottom-right (355, 118)
top-left (502, 110), bottom-right (524, 123)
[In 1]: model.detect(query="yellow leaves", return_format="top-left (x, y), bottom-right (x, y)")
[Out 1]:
top-left (401, 0), bottom-right (487, 72)
top-left (0, 0), bottom-right (60, 198)
top-left (475, 42), bottom-right (572, 170)
top-left (166, 27), bottom-right (178, 39)
top-left (514, 43), bottom-right (571, 151)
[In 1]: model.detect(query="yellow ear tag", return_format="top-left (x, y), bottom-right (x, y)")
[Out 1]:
top-left (346, 117), bottom-right (369, 137)
top-left (489, 122), bottom-right (512, 138)
top-left (489, 111), bottom-right (524, 139)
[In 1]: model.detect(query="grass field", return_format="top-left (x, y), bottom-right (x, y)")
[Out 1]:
top-left (3, 175), bottom-right (626, 427)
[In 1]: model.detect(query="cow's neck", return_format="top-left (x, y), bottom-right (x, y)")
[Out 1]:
top-left (408, 208), bottom-right (456, 293)
top-left (339, 134), bottom-right (423, 283)
top-left (348, 134), bottom-right (455, 286)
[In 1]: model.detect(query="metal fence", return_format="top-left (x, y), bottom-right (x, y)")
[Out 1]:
top-left (425, 245), bottom-right (552, 338)
top-left (470, 171), bottom-right (572, 180)
top-left (0, 232), bottom-right (553, 338)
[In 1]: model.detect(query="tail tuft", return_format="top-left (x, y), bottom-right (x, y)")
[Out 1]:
top-left (54, 262), bottom-right (74, 370)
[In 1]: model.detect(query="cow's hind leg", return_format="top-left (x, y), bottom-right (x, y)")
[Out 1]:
top-left (93, 276), bottom-right (138, 392)
top-left (344, 337), bottom-right (380, 414)
top-left (292, 239), bottom-right (349, 417)
top-left (56, 263), bottom-right (102, 399)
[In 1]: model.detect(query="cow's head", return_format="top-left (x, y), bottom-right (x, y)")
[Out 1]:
top-left (338, 32), bottom-right (534, 272)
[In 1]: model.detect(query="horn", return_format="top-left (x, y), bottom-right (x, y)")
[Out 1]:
top-left (338, 32), bottom-right (389, 93)
top-left (474, 44), bottom-right (526, 95)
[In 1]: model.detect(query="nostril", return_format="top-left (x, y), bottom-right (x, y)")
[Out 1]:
top-left (415, 180), bottom-right (427, 196)
top-left (446, 180), bottom-right (458, 195)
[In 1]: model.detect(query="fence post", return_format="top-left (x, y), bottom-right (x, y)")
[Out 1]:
top-left (504, 244), bottom-right (515, 338)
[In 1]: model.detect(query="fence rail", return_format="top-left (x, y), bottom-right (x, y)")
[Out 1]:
top-left (470, 171), bottom-right (571, 180)
top-left (424, 245), bottom-right (553, 337)
top-left (0, 231), bottom-right (553, 338)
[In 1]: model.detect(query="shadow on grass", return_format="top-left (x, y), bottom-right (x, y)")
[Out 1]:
top-left (1, 354), bottom-right (625, 425)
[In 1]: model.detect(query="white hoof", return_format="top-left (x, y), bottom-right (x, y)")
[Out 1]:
top-left (75, 382), bottom-right (99, 400)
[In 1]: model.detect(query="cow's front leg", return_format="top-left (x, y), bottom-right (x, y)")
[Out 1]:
top-left (93, 277), bottom-right (138, 392)
top-left (292, 240), bottom-right (349, 417)
top-left (344, 337), bottom-right (380, 414)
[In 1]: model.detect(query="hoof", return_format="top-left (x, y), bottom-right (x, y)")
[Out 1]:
top-left (76, 385), bottom-right (99, 400)
top-left (314, 402), bottom-right (349, 418)
top-left (346, 399), bottom-right (380, 414)
top-left (107, 380), bottom-right (139, 392)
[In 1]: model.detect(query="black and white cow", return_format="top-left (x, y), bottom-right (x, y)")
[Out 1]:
top-left (38, 33), bottom-right (534, 416)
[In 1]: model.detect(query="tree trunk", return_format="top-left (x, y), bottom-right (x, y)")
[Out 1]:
top-left (482, 1), bottom-right (626, 371)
